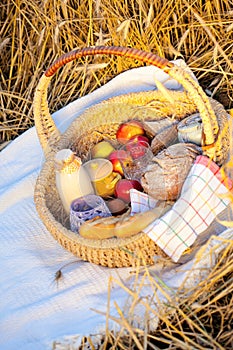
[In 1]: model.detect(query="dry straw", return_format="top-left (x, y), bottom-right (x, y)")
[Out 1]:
top-left (2, 0), bottom-right (233, 348)
top-left (1, 0), bottom-right (233, 143)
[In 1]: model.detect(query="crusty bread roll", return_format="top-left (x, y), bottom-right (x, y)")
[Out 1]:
top-left (141, 143), bottom-right (201, 201)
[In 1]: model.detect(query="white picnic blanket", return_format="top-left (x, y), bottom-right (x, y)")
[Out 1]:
top-left (0, 60), bottom-right (233, 350)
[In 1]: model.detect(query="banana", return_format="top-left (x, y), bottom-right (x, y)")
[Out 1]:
top-left (79, 202), bottom-right (171, 240)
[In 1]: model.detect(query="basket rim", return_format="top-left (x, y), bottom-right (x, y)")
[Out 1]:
top-left (35, 89), bottom-right (187, 249)
top-left (34, 88), bottom-right (230, 254)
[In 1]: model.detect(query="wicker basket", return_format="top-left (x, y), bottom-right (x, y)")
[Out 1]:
top-left (33, 46), bottom-right (230, 268)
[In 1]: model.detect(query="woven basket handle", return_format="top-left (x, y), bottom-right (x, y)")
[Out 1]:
top-left (33, 46), bottom-right (219, 158)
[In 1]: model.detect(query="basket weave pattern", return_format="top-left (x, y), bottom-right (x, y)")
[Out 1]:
top-left (33, 46), bottom-right (230, 267)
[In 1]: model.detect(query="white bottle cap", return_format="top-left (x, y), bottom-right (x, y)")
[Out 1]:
top-left (55, 149), bottom-right (82, 173)
top-left (55, 149), bottom-right (74, 164)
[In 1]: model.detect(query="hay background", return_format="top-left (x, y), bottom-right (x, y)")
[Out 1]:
top-left (1, 0), bottom-right (233, 348)
top-left (1, 0), bottom-right (233, 144)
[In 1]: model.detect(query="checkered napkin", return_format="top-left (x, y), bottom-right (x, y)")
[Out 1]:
top-left (130, 155), bottom-right (232, 262)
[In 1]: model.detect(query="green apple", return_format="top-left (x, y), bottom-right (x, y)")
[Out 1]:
top-left (91, 141), bottom-right (115, 159)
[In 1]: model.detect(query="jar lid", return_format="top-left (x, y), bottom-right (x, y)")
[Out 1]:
top-left (55, 149), bottom-right (74, 163)
top-left (177, 113), bottom-right (202, 132)
top-left (83, 158), bottom-right (113, 181)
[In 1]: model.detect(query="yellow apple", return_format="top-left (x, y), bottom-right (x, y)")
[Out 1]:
top-left (91, 141), bottom-right (115, 159)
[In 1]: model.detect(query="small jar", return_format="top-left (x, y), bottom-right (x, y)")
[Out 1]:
top-left (177, 113), bottom-right (203, 146)
top-left (55, 149), bottom-right (94, 215)
top-left (70, 194), bottom-right (111, 233)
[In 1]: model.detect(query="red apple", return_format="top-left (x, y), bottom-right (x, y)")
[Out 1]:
top-left (108, 149), bottom-right (132, 176)
top-left (125, 140), bottom-right (149, 159)
top-left (125, 135), bottom-right (150, 159)
top-left (114, 179), bottom-right (143, 203)
top-left (116, 120), bottom-right (145, 144)
top-left (127, 135), bottom-right (150, 146)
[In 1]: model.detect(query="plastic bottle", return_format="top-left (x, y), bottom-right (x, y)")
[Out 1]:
top-left (55, 149), bottom-right (94, 214)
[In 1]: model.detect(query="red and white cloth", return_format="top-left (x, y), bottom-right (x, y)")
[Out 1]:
top-left (130, 155), bottom-right (232, 262)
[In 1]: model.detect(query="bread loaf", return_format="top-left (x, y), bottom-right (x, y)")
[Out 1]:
top-left (141, 143), bottom-right (201, 201)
